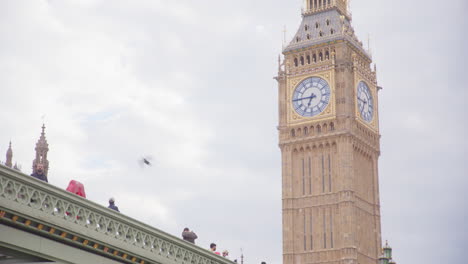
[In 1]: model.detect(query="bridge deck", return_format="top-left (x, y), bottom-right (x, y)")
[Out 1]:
top-left (0, 165), bottom-right (233, 264)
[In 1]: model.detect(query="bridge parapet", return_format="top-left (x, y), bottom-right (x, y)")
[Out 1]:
top-left (0, 165), bottom-right (233, 264)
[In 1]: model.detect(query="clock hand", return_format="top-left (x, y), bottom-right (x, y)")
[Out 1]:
top-left (293, 95), bottom-right (316, 102)
top-left (307, 93), bottom-right (317, 106)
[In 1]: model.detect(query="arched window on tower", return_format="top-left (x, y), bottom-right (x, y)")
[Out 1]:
top-left (330, 122), bottom-right (335, 131)
top-left (291, 129), bottom-right (296, 138)
top-left (304, 127), bottom-right (309, 135)
top-left (300, 56), bottom-right (305, 65)
top-left (325, 51), bottom-right (330, 60)
top-left (330, 28), bottom-right (335, 35)
top-left (317, 125), bottom-right (322, 133)
top-left (319, 52), bottom-right (323, 61)
top-left (294, 58), bottom-right (299, 67)
top-left (306, 55), bottom-right (311, 64)
top-left (313, 54), bottom-right (317, 63)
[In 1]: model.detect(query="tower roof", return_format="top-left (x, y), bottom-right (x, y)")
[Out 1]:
top-left (283, 4), bottom-right (369, 59)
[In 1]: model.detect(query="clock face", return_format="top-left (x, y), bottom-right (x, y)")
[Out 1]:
top-left (357, 81), bottom-right (374, 122)
top-left (292, 77), bottom-right (331, 117)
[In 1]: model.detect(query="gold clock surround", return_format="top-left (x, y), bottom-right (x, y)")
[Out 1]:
top-left (354, 74), bottom-right (379, 131)
top-left (287, 70), bottom-right (336, 125)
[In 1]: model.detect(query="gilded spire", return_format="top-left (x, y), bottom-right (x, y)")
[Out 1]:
top-left (32, 124), bottom-right (50, 176)
top-left (5, 141), bottom-right (13, 168)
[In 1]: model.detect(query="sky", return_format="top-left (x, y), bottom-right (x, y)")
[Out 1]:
top-left (0, 0), bottom-right (466, 263)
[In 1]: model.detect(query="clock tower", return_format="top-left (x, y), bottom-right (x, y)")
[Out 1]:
top-left (276, 1), bottom-right (382, 264)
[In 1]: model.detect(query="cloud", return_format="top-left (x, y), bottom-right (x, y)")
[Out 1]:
top-left (0, 0), bottom-right (466, 264)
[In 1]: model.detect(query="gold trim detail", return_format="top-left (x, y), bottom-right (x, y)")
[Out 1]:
top-left (354, 75), bottom-right (379, 131)
top-left (287, 70), bottom-right (336, 125)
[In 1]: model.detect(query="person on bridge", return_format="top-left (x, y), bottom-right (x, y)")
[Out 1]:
top-left (66, 180), bottom-right (86, 198)
top-left (108, 198), bottom-right (120, 212)
top-left (182, 227), bottom-right (198, 244)
top-left (30, 163), bottom-right (48, 183)
top-left (210, 243), bottom-right (220, 255)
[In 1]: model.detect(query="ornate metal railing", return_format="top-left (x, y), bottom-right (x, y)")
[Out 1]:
top-left (0, 165), bottom-right (232, 264)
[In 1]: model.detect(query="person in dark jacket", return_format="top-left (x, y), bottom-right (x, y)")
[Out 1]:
top-left (31, 163), bottom-right (48, 182)
top-left (108, 197), bottom-right (120, 212)
top-left (182, 227), bottom-right (198, 244)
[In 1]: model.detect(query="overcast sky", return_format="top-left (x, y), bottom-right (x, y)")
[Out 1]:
top-left (0, 0), bottom-right (466, 263)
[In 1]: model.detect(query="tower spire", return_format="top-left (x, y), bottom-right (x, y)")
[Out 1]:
top-left (5, 141), bottom-right (13, 168)
top-left (32, 124), bottom-right (50, 176)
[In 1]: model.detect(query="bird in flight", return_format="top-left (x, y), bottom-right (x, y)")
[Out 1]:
top-left (139, 156), bottom-right (153, 167)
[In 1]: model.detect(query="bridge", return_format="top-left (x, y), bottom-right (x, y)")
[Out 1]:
top-left (0, 165), bottom-right (234, 264)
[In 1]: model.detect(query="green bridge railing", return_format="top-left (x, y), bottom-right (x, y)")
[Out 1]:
top-left (0, 165), bottom-right (233, 264)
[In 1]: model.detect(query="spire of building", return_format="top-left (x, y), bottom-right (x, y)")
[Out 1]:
top-left (32, 124), bottom-right (50, 176)
top-left (5, 141), bottom-right (13, 168)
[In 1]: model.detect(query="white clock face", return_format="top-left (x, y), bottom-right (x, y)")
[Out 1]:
top-left (292, 77), bottom-right (331, 117)
top-left (357, 81), bottom-right (374, 122)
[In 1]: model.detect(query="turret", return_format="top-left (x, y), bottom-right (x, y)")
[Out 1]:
top-left (5, 141), bottom-right (13, 168)
top-left (380, 241), bottom-right (397, 264)
top-left (383, 241), bottom-right (392, 259)
top-left (32, 124), bottom-right (50, 176)
top-left (379, 254), bottom-right (389, 264)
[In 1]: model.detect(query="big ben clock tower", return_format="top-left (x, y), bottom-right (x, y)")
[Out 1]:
top-left (276, 1), bottom-right (382, 264)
